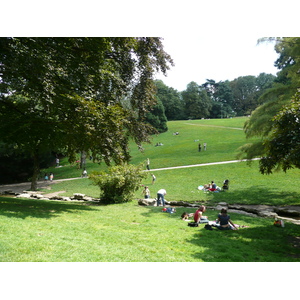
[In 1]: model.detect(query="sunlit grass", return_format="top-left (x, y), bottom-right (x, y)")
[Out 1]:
top-left (0, 197), bottom-right (298, 262)
top-left (3, 117), bottom-right (299, 262)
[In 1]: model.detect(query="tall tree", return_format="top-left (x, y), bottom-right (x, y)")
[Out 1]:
top-left (239, 38), bottom-right (300, 171)
top-left (230, 75), bottom-right (258, 116)
top-left (154, 80), bottom-right (185, 120)
top-left (145, 98), bottom-right (168, 133)
top-left (259, 91), bottom-right (300, 174)
top-left (202, 79), bottom-right (235, 118)
top-left (0, 37), bottom-right (173, 189)
top-left (182, 81), bottom-right (212, 119)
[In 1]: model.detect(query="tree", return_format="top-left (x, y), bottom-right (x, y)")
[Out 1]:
top-left (239, 38), bottom-right (300, 166)
top-left (230, 75), bottom-right (258, 116)
top-left (154, 80), bottom-right (185, 120)
top-left (202, 79), bottom-right (235, 118)
top-left (145, 98), bottom-right (168, 133)
top-left (89, 163), bottom-right (147, 204)
top-left (0, 37), bottom-right (173, 189)
top-left (182, 82), bottom-right (212, 119)
top-left (259, 91), bottom-right (300, 174)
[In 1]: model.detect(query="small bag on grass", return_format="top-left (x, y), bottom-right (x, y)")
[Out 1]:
top-left (188, 222), bottom-right (199, 227)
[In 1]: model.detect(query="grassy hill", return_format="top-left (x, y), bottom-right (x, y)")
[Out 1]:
top-left (1, 117), bottom-right (299, 262)
top-left (42, 117), bottom-right (300, 206)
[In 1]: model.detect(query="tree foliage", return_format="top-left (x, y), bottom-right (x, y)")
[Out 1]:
top-left (145, 98), bottom-right (168, 133)
top-left (89, 163), bottom-right (147, 204)
top-left (182, 81), bottom-right (212, 119)
top-left (259, 91), bottom-right (300, 174)
top-left (239, 37), bottom-right (300, 173)
top-left (154, 80), bottom-right (185, 120)
top-left (0, 37), bottom-right (173, 189)
top-left (202, 79), bottom-right (235, 118)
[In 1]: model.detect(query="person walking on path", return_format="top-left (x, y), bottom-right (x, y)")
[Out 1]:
top-left (157, 188), bottom-right (166, 206)
top-left (49, 173), bottom-right (54, 181)
top-left (146, 158), bottom-right (150, 170)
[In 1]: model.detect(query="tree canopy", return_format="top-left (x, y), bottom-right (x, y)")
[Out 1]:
top-left (182, 81), bottom-right (212, 119)
top-left (259, 91), bottom-right (300, 174)
top-left (239, 37), bottom-right (300, 173)
top-left (0, 37), bottom-right (173, 189)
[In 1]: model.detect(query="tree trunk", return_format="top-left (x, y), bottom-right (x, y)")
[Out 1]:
top-left (31, 150), bottom-right (40, 191)
top-left (80, 151), bottom-right (87, 169)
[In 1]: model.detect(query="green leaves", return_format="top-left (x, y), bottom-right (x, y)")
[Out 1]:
top-left (89, 163), bottom-right (147, 204)
top-left (259, 91), bottom-right (300, 174)
top-left (0, 38), bottom-right (173, 188)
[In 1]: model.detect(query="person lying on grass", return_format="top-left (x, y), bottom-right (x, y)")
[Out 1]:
top-left (181, 212), bottom-right (194, 221)
top-left (217, 208), bottom-right (238, 230)
top-left (194, 205), bottom-right (208, 223)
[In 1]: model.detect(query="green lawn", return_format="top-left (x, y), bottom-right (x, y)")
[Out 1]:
top-left (0, 196), bottom-right (299, 262)
top-left (1, 117), bottom-right (300, 262)
top-left (40, 160), bottom-right (300, 206)
top-left (43, 117), bottom-right (258, 180)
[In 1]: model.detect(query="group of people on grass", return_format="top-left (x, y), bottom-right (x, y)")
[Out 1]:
top-left (44, 173), bottom-right (54, 181)
top-left (199, 179), bottom-right (229, 192)
top-left (181, 205), bottom-right (238, 230)
top-left (142, 186), bottom-right (166, 206)
top-left (142, 185), bottom-right (237, 230)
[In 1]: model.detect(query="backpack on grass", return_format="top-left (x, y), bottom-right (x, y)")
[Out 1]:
top-left (204, 224), bottom-right (213, 230)
top-left (188, 222), bottom-right (199, 227)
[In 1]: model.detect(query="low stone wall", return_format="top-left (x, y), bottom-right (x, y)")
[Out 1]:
top-left (138, 198), bottom-right (300, 222)
top-left (1, 190), bottom-right (100, 203)
top-left (2, 190), bottom-right (299, 224)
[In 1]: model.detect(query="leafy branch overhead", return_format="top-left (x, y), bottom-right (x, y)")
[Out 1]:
top-left (0, 37), bottom-right (173, 190)
top-left (239, 37), bottom-right (300, 174)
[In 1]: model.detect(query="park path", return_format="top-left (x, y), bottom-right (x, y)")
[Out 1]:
top-left (0, 158), bottom-right (259, 194)
top-left (183, 122), bottom-right (244, 130)
top-left (149, 158), bottom-right (260, 171)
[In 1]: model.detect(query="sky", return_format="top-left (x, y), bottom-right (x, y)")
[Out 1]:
top-left (155, 36), bottom-right (279, 91)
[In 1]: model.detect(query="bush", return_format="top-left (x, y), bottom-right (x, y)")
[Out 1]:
top-left (89, 163), bottom-right (147, 204)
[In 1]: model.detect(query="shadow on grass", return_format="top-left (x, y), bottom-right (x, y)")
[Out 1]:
top-left (139, 206), bottom-right (300, 262)
top-left (0, 197), bottom-right (97, 219)
top-left (186, 222), bottom-right (300, 262)
top-left (209, 186), bottom-right (300, 206)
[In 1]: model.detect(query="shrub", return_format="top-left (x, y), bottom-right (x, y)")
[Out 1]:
top-left (89, 163), bottom-right (147, 204)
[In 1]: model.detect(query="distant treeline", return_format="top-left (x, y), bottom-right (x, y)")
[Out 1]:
top-left (146, 73), bottom-right (275, 132)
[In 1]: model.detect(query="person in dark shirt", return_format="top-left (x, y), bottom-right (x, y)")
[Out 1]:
top-left (217, 208), bottom-right (238, 230)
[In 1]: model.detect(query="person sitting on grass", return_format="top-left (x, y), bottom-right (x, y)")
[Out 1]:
top-left (209, 181), bottom-right (217, 191)
top-left (194, 205), bottom-right (208, 223)
top-left (217, 208), bottom-right (238, 230)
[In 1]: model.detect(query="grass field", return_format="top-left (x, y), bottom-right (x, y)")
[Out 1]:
top-left (0, 196), bottom-right (299, 262)
top-left (43, 117), bottom-right (257, 179)
top-left (1, 117), bottom-right (300, 262)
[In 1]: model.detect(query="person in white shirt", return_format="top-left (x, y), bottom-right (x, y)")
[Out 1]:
top-left (157, 189), bottom-right (166, 206)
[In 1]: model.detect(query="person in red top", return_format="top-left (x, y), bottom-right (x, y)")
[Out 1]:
top-left (194, 205), bottom-right (207, 223)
